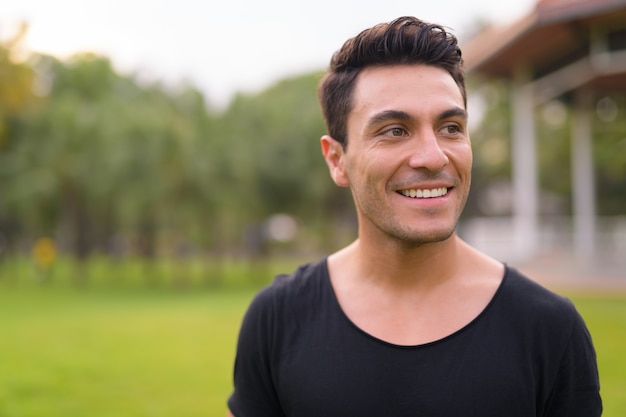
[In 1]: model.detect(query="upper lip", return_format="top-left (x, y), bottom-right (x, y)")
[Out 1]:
top-left (390, 174), bottom-right (457, 193)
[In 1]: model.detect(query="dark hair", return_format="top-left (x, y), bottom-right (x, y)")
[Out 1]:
top-left (318, 16), bottom-right (466, 148)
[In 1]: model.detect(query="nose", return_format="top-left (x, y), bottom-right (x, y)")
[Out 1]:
top-left (407, 130), bottom-right (449, 172)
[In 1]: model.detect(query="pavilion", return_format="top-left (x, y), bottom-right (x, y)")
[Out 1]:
top-left (462, 0), bottom-right (626, 261)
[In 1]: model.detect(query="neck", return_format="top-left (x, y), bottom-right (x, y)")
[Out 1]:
top-left (335, 233), bottom-right (464, 291)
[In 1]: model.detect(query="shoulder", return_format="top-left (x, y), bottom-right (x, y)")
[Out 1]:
top-left (497, 266), bottom-right (583, 335)
top-left (502, 267), bottom-right (574, 309)
top-left (244, 258), bottom-right (329, 319)
top-left (259, 258), bottom-right (327, 299)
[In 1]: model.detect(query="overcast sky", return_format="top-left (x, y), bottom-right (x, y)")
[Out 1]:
top-left (2, 0), bottom-right (537, 107)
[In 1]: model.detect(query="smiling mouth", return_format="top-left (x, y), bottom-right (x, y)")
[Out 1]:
top-left (398, 187), bottom-right (448, 199)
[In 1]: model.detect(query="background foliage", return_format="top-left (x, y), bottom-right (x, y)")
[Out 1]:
top-left (1, 26), bottom-right (625, 265)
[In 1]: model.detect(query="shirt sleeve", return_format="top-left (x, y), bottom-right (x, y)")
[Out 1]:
top-left (543, 306), bottom-right (602, 417)
top-left (228, 285), bottom-right (286, 417)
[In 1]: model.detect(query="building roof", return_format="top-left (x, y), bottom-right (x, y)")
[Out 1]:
top-left (462, 0), bottom-right (626, 92)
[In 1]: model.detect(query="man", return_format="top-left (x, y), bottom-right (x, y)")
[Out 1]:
top-left (227, 16), bottom-right (602, 416)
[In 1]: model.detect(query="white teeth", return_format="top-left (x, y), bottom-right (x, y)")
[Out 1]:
top-left (400, 187), bottom-right (448, 199)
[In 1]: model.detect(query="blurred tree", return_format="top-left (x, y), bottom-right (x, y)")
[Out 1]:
top-left (592, 94), bottom-right (626, 215)
top-left (465, 78), bottom-right (513, 217)
top-left (0, 23), bottom-right (39, 251)
top-left (0, 23), bottom-right (37, 147)
top-left (218, 73), bottom-right (354, 253)
top-left (0, 52), bottom-right (219, 259)
top-left (1, 40), bottom-right (622, 264)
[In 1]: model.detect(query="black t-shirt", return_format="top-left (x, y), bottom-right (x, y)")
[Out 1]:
top-left (228, 258), bottom-right (601, 417)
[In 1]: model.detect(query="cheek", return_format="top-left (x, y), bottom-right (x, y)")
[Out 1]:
top-left (463, 149), bottom-right (473, 174)
top-left (449, 144), bottom-right (473, 175)
top-left (465, 148), bottom-right (474, 175)
top-left (353, 156), bottom-right (392, 187)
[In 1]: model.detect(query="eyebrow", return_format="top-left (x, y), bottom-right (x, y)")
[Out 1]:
top-left (438, 107), bottom-right (468, 121)
top-left (366, 107), bottom-right (468, 128)
top-left (367, 110), bottom-right (412, 127)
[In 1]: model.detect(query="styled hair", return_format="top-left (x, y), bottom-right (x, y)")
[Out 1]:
top-left (318, 16), bottom-right (466, 148)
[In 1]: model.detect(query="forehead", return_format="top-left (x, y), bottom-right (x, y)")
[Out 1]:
top-left (350, 64), bottom-right (465, 116)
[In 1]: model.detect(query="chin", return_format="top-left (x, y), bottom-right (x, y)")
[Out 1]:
top-left (390, 226), bottom-right (457, 247)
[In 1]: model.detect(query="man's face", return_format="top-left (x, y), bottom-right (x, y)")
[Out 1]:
top-left (322, 64), bottom-right (472, 247)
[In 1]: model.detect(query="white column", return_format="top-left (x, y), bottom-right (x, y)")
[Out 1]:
top-left (571, 90), bottom-right (596, 259)
top-left (511, 70), bottom-right (539, 261)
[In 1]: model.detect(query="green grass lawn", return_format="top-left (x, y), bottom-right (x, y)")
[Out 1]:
top-left (567, 292), bottom-right (626, 416)
top-left (1, 280), bottom-right (624, 416)
top-left (0, 286), bottom-right (255, 417)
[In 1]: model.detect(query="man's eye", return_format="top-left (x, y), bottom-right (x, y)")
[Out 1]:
top-left (388, 127), bottom-right (406, 137)
top-left (442, 125), bottom-right (461, 135)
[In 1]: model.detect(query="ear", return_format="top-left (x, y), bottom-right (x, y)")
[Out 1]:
top-left (320, 135), bottom-right (350, 187)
